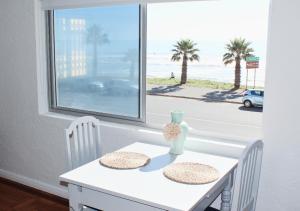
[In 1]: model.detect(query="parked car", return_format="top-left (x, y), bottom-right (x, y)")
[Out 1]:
top-left (103, 79), bottom-right (138, 96)
top-left (87, 81), bottom-right (105, 93)
top-left (242, 89), bottom-right (264, 108)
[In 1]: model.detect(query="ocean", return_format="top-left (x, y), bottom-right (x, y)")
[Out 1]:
top-left (146, 53), bottom-right (266, 87)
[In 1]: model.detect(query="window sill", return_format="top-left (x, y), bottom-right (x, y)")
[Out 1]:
top-left (40, 111), bottom-right (251, 146)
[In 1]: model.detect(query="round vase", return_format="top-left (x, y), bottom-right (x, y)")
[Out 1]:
top-left (169, 111), bottom-right (189, 155)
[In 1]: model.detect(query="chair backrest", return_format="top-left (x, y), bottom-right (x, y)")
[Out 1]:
top-left (65, 116), bottom-right (101, 170)
top-left (231, 140), bottom-right (264, 211)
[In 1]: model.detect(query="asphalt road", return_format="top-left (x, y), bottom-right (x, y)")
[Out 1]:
top-left (146, 95), bottom-right (263, 139)
top-left (58, 90), bottom-right (263, 139)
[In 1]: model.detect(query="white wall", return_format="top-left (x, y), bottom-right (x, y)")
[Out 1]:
top-left (258, 0), bottom-right (300, 210)
top-left (0, 1), bottom-right (68, 195)
top-left (0, 0), bottom-right (299, 210)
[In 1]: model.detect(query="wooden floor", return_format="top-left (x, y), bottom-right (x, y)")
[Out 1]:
top-left (0, 177), bottom-right (69, 211)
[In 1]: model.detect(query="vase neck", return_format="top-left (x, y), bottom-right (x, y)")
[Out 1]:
top-left (171, 112), bottom-right (183, 123)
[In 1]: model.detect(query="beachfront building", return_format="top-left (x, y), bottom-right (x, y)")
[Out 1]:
top-left (55, 17), bottom-right (87, 79)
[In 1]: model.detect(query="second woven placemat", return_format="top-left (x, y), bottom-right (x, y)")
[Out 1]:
top-left (163, 162), bottom-right (219, 185)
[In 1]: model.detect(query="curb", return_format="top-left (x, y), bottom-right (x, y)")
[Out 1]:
top-left (147, 93), bottom-right (243, 105)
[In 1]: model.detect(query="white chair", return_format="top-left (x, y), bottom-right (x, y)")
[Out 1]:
top-left (65, 116), bottom-right (102, 211)
top-left (205, 140), bottom-right (264, 211)
top-left (65, 116), bottom-right (102, 170)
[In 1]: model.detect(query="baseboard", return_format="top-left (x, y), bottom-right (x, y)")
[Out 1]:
top-left (0, 168), bottom-right (68, 199)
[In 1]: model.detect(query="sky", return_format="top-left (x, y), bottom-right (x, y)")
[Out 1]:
top-left (148, 0), bottom-right (270, 42)
top-left (147, 0), bottom-right (270, 61)
top-left (55, 4), bottom-right (140, 42)
top-left (55, 0), bottom-right (270, 70)
top-left (55, 0), bottom-right (270, 57)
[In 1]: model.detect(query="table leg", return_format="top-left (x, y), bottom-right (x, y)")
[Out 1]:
top-left (220, 173), bottom-right (233, 211)
top-left (69, 184), bottom-right (83, 211)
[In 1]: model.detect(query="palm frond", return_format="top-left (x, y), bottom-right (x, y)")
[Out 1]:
top-left (223, 53), bottom-right (234, 61)
top-left (171, 53), bottom-right (182, 61)
top-left (187, 48), bottom-right (199, 54)
top-left (86, 25), bottom-right (109, 45)
top-left (189, 54), bottom-right (200, 62)
top-left (224, 59), bottom-right (234, 65)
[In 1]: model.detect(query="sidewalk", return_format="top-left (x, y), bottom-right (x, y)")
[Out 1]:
top-left (147, 84), bottom-right (244, 104)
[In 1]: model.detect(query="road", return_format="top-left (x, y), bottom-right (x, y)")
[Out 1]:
top-left (58, 90), bottom-right (263, 139)
top-left (147, 95), bottom-right (263, 139)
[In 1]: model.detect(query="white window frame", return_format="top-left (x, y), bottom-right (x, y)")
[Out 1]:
top-left (36, 0), bottom-right (257, 142)
top-left (45, 4), bottom-right (147, 124)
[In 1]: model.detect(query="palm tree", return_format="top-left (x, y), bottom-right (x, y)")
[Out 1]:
top-left (86, 25), bottom-right (109, 76)
top-left (171, 39), bottom-right (200, 84)
top-left (223, 38), bottom-right (254, 89)
top-left (123, 49), bottom-right (138, 79)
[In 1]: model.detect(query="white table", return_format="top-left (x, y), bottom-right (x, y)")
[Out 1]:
top-left (60, 142), bottom-right (238, 211)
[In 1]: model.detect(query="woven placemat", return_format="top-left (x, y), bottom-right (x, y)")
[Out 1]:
top-left (99, 151), bottom-right (150, 169)
top-left (163, 162), bottom-right (219, 185)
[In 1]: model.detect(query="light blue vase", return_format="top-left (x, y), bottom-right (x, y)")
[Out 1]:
top-left (169, 111), bottom-right (189, 155)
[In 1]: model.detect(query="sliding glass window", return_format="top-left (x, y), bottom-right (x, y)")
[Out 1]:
top-left (48, 4), bottom-right (142, 120)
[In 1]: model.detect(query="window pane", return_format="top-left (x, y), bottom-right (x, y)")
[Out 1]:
top-left (53, 5), bottom-right (140, 118)
top-left (147, 0), bottom-right (269, 139)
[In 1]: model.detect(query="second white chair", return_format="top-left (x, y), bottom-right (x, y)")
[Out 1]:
top-left (205, 140), bottom-right (264, 211)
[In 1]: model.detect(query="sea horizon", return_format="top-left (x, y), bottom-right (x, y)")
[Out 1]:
top-left (146, 53), bottom-right (266, 87)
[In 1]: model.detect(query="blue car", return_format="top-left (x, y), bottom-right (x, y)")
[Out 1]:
top-left (242, 89), bottom-right (264, 108)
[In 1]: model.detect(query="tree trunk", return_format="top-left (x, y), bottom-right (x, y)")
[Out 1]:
top-left (180, 55), bottom-right (188, 84)
top-left (130, 61), bottom-right (135, 79)
top-left (92, 45), bottom-right (98, 77)
top-left (234, 57), bottom-right (241, 89)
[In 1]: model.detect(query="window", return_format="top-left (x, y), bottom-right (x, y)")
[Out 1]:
top-left (46, 0), bottom-right (269, 139)
top-left (48, 4), bottom-right (142, 120)
top-left (251, 91), bottom-right (262, 96)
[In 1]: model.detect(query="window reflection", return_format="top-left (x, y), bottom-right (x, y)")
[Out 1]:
top-left (53, 5), bottom-right (140, 118)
